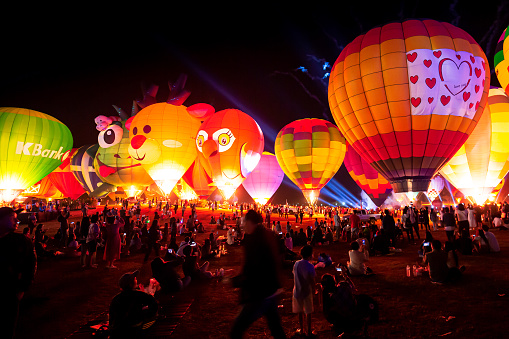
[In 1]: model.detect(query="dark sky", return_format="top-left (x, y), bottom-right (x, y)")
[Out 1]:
top-left (1, 1), bottom-right (507, 205)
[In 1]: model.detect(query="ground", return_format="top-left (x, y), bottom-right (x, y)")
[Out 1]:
top-left (15, 207), bottom-right (509, 339)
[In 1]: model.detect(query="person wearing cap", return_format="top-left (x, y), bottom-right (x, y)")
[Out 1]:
top-left (109, 270), bottom-right (158, 338)
top-left (230, 210), bottom-right (286, 339)
top-left (0, 207), bottom-right (37, 339)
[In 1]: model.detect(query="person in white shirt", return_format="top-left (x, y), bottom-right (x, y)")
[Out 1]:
top-left (493, 216), bottom-right (503, 228)
top-left (348, 241), bottom-right (370, 276)
top-left (285, 232), bottom-right (293, 251)
top-left (292, 245), bottom-right (316, 337)
top-left (482, 225), bottom-right (500, 252)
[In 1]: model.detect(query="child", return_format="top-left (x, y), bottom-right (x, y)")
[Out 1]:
top-left (292, 245), bottom-right (316, 337)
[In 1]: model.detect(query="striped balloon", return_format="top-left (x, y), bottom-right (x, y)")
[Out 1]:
top-left (328, 19), bottom-right (490, 193)
top-left (70, 145), bottom-right (114, 197)
top-left (440, 88), bottom-right (509, 204)
top-left (495, 26), bottom-right (509, 95)
top-left (344, 144), bottom-right (392, 206)
top-left (275, 119), bottom-right (346, 204)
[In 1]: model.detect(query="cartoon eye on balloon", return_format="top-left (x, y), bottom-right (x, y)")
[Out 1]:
top-left (213, 128), bottom-right (236, 152)
top-left (98, 123), bottom-right (123, 148)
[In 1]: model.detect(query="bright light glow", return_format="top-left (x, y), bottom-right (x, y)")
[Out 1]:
top-left (405, 192), bottom-right (419, 202)
top-left (0, 189), bottom-right (24, 204)
top-left (303, 189), bottom-right (319, 205)
top-left (127, 185), bottom-right (142, 198)
top-left (254, 198), bottom-right (269, 205)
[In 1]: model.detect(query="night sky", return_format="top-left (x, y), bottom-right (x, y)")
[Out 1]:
top-left (1, 2), bottom-right (507, 205)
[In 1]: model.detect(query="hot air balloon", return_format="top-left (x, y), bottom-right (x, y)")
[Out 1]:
top-left (70, 145), bottom-right (115, 197)
top-left (343, 144), bottom-right (392, 206)
top-left (495, 26), bottom-right (509, 95)
top-left (242, 152), bottom-right (284, 205)
top-left (181, 154), bottom-right (216, 199)
top-left (427, 175), bottom-right (445, 201)
top-left (328, 19), bottom-right (490, 193)
top-left (128, 75), bottom-right (212, 195)
top-left (275, 119), bottom-right (346, 204)
top-left (196, 109), bottom-right (264, 200)
top-left (47, 148), bottom-right (86, 200)
top-left (21, 176), bottom-right (63, 199)
top-left (440, 87), bottom-right (509, 204)
top-left (172, 178), bottom-right (198, 201)
top-left (0, 107), bottom-right (73, 203)
top-left (93, 105), bottom-right (153, 195)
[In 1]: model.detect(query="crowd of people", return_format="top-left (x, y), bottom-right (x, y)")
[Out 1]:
top-left (1, 196), bottom-right (506, 338)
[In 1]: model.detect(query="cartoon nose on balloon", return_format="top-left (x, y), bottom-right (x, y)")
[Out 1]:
top-left (202, 139), bottom-right (218, 158)
top-left (131, 135), bottom-right (147, 150)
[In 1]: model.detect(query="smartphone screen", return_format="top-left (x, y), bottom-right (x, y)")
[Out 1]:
top-left (336, 267), bottom-right (342, 272)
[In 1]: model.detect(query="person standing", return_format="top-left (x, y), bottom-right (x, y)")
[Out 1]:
top-left (409, 206), bottom-right (420, 240)
top-left (349, 211), bottom-right (360, 239)
top-left (231, 210), bottom-right (285, 339)
top-left (0, 207), bottom-right (37, 339)
top-left (467, 205), bottom-right (476, 230)
top-left (455, 204), bottom-right (470, 238)
top-left (292, 245), bottom-right (316, 337)
top-left (430, 208), bottom-right (438, 231)
top-left (144, 220), bottom-right (161, 262)
top-left (382, 209), bottom-right (396, 247)
top-left (57, 209), bottom-right (70, 247)
top-left (27, 212), bottom-right (37, 235)
top-left (442, 207), bottom-right (456, 243)
top-left (86, 215), bottom-right (101, 268)
top-left (104, 216), bottom-right (125, 269)
top-left (422, 207), bottom-right (430, 232)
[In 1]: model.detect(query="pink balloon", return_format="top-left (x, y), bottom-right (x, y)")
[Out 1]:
top-left (242, 153), bottom-right (284, 205)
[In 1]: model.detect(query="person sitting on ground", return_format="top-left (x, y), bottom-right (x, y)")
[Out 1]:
top-left (418, 231), bottom-right (434, 257)
top-left (285, 232), bottom-right (293, 251)
top-left (129, 233), bottom-right (142, 252)
top-left (320, 273), bottom-right (364, 336)
top-left (210, 216), bottom-right (216, 224)
top-left (151, 257), bottom-right (190, 294)
top-left (167, 237), bottom-right (179, 253)
top-left (182, 243), bottom-right (215, 280)
top-left (292, 245), bottom-right (316, 337)
top-left (324, 228), bottom-right (334, 245)
top-left (109, 270), bottom-right (158, 338)
top-left (177, 236), bottom-right (191, 256)
top-left (444, 241), bottom-right (465, 282)
top-left (482, 225), bottom-right (500, 252)
top-left (422, 240), bottom-right (449, 284)
top-left (201, 238), bottom-right (217, 259)
top-left (473, 228), bottom-right (491, 253)
top-left (371, 230), bottom-right (390, 255)
top-left (311, 226), bottom-right (324, 246)
top-left (348, 241), bottom-right (371, 276)
top-left (315, 252), bottom-right (333, 268)
top-left (493, 215), bottom-right (503, 229)
top-left (295, 228), bottom-right (308, 246)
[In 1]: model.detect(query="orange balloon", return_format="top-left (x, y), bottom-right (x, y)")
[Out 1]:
top-left (128, 102), bottom-right (202, 195)
top-left (196, 109), bottom-right (264, 199)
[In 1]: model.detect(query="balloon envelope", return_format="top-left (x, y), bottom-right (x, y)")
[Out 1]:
top-left (94, 119), bottom-right (153, 192)
top-left (495, 26), bottom-right (509, 95)
top-left (328, 19), bottom-right (490, 193)
top-left (128, 102), bottom-right (201, 195)
top-left (242, 152), bottom-right (284, 205)
top-left (71, 145), bottom-right (114, 197)
top-left (427, 176), bottom-right (445, 201)
top-left (440, 88), bottom-right (509, 204)
top-left (344, 144), bottom-right (392, 206)
top-left (181, 154), bottom-right (216, 199)
top-left (275, 119), bottom-right (346, 204)
top-left (196, 109), bottom-right (264, 200)
top-left (0, 107), bottom-right (73, 202)
top-left (48, 148), bottom-right (86, 200)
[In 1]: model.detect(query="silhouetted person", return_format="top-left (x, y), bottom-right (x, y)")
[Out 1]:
top-left (231, 210), bottom-right (286, 338)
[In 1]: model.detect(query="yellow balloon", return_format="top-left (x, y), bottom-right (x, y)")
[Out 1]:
top-left (440, 87), bottom-right (509, 204)
top-left (128, 102), bottom-right (202, 195)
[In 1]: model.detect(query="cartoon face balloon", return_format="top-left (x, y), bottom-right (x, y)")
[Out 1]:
top-left (196, 109), bottom-right (264, 199)
top-left (94, 115), bottom-right (153, 191)
top-left (495, 26), bottom-right (509, 95)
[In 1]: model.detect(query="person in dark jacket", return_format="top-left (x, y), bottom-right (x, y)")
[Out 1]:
top-left (0, 207), bottom-right (37, 339)
top-left (144, 220), bottom-right (160, 262)
top-left (109, 270), bottom-right (158, 338)
top-left (231, 210), bottom-right (286, 339)
top-left (382, 209), bottom-right (396, 247)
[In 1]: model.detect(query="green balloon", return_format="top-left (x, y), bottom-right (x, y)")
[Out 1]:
top-left (0, 107), bottom-right (73, 194)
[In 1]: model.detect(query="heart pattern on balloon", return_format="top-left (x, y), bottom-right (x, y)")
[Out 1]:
top-left (406, 48), bottom-right (485, 119)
